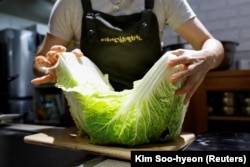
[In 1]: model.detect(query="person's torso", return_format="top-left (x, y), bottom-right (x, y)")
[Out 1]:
top-left (80, 0), bottom-right (162, 91)
top-left (48, 0), bottom-right (195, 89)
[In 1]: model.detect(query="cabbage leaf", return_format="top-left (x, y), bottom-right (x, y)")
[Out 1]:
top-left (50, 52), bottom-right (187, 147)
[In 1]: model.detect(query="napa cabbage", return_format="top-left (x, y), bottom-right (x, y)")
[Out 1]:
top-left (48, 52), bottom-right (187, 147)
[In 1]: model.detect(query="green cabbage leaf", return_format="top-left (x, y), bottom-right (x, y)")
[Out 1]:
top-left (49, 52), bottom-right (187, 147)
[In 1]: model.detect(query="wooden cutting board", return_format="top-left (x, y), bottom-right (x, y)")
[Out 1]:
top-left (24, 127), bottom-right (195, 160)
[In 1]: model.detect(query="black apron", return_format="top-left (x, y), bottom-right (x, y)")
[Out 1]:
top-left (80, 0), bottom-right (161, 91)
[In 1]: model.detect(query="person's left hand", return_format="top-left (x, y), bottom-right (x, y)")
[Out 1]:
top-left (166, 49), bottom-right (213, 105)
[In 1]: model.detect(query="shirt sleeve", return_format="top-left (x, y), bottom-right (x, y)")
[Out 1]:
top-left (48, 0), bottom-right (77, 42)
top-left (164, 0), bottom-right (196, 30)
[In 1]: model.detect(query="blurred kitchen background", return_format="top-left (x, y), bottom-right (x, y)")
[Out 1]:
top-left (0, 0), bottom-right (250, 128)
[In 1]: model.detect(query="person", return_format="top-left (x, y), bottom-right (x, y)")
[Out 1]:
top-left (31, 0), bottom-right (224, 105)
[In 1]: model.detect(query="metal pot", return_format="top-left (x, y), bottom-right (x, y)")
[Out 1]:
top-left (0, 74), bottom-right (18, 85)
top-left (0, 74), bottom-right (18, 113)
top-left (0, 74), bottom-right (18, 95)
top-left (163, 40), bottom-right (239, 71)
top-left (214, 41), bottom-right (239, 71)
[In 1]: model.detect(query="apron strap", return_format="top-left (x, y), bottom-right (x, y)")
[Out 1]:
top-left (81, 0), bottom-right (98, 42)
top-left (145, 0), bottom-right (154, 9)
top-left (140, 0), bottom-right (155, 37)
top-left (81, 0), bottom-right (92, 14)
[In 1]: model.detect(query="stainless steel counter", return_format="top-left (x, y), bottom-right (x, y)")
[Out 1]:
top-left (0, 124), bottom-right (86, 167)
top-left (0, 123), bottom-right (131, 167)
top-left (183, 131), bottom-right (250, 151)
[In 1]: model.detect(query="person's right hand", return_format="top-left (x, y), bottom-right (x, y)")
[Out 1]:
top-left (31, 45), bottom-right (83, 85)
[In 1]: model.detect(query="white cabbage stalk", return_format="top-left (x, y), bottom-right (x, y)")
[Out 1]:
top-left (46, 52), bottom-right (187, 147)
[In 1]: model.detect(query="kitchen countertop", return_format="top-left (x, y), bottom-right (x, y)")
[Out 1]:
top-left (0, 124), bottom-right (130, 167)
top-left (0, 124), bottom-right (87, 167)
top-left (4, 123), bottom-right (250, 166)
top-left (1, 123), bottom-right (62, 132)
top-left (183, 131), bottom-right (250, 151)
top-left (0, 123), bottom-right (194, 166)
top-left (93, 158), bottom-right (130, 167)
